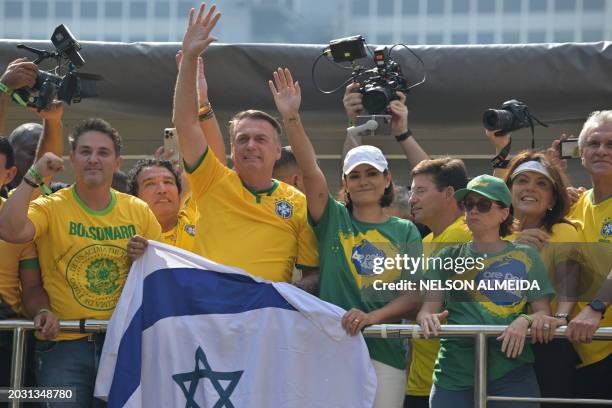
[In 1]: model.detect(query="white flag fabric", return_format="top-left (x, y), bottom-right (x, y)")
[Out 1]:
top-left (94, 241), bottom-right (376, 407)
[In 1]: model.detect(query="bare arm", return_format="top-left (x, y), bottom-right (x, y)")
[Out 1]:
top-left (172, 4), bottom-right (220, 169)
top-left (20, 264), bottom-right (59, 339)
top-left (176, 50), bottom-right (227, 166)
top-left (269, 68), bottom-right (330, 222)
top-left (0, 152), bottom-right (63, 243)
top-left (390, 92), bottom-right (429, 168)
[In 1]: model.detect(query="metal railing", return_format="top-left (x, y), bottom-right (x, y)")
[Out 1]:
top-left (364, 324), bottom-right (612, 407)
top-left (1, 320), bottom-right (611, 408)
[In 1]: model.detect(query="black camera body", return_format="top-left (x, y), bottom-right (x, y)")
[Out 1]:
top-left (326, 36), bottom-right (410, 115)
top-left (14, 25), bottom-right (86, 110)
top-left (358, 47), bottom-right (408, 115)
top-left (483, 99), bottom-right (534, 136)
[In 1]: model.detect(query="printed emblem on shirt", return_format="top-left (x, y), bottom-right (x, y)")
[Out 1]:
top-left (275, 199), bottom-right (293, 219)
top-left (475, 257), bottom-right (529, 306)
top-left (184, 224), bottom-right (196, 237)
top-left (66, 244), bottom-right (129, 311)
top-left (351, 240), bottom-right (386, 276)
top-left (601, 217), bottom-right (612, 240)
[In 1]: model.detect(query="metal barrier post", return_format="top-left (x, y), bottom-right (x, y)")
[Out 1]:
top-left (9, 327), bottom-right (26, 408)
top-left (474, 332), bottom-right (488, 408)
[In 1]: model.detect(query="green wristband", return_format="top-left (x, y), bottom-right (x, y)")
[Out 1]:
top-left (519, 313), bottom-right (533, 328)
top-left (28, 167), bottom-right (43, 184)
top-left (0, 82), bottom-right (13, 96)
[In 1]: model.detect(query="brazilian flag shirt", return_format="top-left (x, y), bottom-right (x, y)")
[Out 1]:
top-left (311, 196), bottom-right (422, 369)
top-left (28, 186), bottom-right (162, 340)
top-left (430, 241), bottom-right (554, 390)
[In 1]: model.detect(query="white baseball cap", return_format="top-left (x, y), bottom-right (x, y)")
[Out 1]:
top-left (343, 145), bottom-right (388, 175)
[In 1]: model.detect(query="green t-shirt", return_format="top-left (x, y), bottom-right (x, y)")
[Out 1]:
top-left (311, 196), bottom-right (422, 369)
top-left (430, 241), bottom-right (554, 390)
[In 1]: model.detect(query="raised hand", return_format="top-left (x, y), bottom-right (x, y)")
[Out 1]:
top-left (33, 152), bottom-right (64, 179)
top-left (268, 67), bottom-right (301, 120)
top-left (343, 82), bottom-right (363, 121)
top-left (31, 100), bottom-right (64, 120)
top-left (1, 58), bottom-right (38, 90)
top-left (181, 3), bottom-right (221, 59)
top-left (389, 91), bottom-right (409, 136)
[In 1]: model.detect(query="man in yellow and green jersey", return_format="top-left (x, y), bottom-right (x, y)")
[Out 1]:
top-left (172, 14), bottom-right (318, 284)
top-left (0, 118), bottom-right (161, 407)
top-left (563, 110), bottom-right (612, 404)
top-left (405, 158), bottom-right (471, 407)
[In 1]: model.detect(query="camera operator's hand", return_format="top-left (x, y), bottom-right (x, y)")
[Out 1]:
top-left (1, 58), bottom-right (38, 90)
top-left (389, 91), bottom-right (409, 136)
top-left (33, 152), bottom-right (64, 179)
top-left (269, 67), bottom-right (301, 120)
top-left (176, 51), bottom-right (208, 105)
top-left (181, 3), bottom-right (220, 60)
top-left (546, 133), bottom-right (570, 172)
top-left (485, 129), bottom-right (512, 154)
top-left (30, 100), bottom-right (64, 120)
top-left (343, 82), bottom-right (363, 121)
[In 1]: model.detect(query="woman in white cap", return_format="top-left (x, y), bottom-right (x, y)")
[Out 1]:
top-left (504, 151), bottom-right (582, 408)
top-left (418, 174), bottom-right (555, 408)
top-left (269, 67), bottom-right (422, 408)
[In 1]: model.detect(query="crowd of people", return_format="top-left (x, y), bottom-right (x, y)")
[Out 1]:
top-left (0, 3), bottom-right (611, 408)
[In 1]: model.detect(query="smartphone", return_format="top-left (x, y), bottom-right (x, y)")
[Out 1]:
top-left (163, 128), bottom-right (181, 164)
top-left (559, 138), bottom-right (580, 159)
top-left (355, 115), bottom-right (392, 136)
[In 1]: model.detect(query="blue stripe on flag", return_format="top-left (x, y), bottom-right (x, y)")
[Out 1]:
top-left (108, 267), bottom-right (296, 407)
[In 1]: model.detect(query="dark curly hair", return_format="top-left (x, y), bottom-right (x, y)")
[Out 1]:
top-left (127, 159), bottom-right (182, 197)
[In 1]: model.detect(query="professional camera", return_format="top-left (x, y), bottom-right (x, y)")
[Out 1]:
top-left (13, 24), bottom-right (100, 110)
top-left (483, 99), bottom-right (546, 136)
top-left (313, 35), bottom-right (426, 115)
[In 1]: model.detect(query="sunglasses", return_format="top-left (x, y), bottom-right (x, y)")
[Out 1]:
top-left (462, 198), bottom-right (498, 213)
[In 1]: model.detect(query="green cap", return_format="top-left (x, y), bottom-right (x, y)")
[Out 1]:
top-left (454, 174), bottom-right (512, 207)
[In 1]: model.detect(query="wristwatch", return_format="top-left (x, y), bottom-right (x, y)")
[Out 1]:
top-left (554, 313), bottom-right (569, 323)
top-left (587, 299), bottom-right (607, 317)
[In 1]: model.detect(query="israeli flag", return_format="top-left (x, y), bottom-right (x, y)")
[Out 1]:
top-left (94, 241), bottom-right (376, 407)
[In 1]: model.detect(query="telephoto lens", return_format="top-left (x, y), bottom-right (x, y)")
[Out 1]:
top-left (362, 86), bottom-right (392, 115)
top-left (482, 109), bottom-right (515, 134)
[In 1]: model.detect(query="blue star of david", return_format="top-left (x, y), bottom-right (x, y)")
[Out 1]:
top-left (172, 346), bottom-right (243, 408)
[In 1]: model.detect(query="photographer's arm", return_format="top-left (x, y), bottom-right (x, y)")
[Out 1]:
top-left (269, 68), bottom-right (329, 222)
top-left (35, 101), bottom-right (64, 161)
top-left (391, 92), bottom-right (429, 168)
top-left (485, 129), bottom-right (512, 179)
top-left (0, 58), bottom-right (38, 135)
top-left (172, 4), bottom-right (220, 169)
top-left (341, 83), bottom-right (364, 160)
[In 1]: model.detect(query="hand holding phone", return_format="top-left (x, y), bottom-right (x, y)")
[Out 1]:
top-left (163, 128), bottom-right (181, 164)
top-left (559, 138), bottom-right (580, 159)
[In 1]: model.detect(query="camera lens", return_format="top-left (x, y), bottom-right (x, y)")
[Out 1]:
top-left (482, 109), bottom-right (515, 133)
top-left (363, 87), bottom-right (391, 115)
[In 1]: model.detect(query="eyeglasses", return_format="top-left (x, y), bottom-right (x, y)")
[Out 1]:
top-left (462, 199), bottom-right (496, 213)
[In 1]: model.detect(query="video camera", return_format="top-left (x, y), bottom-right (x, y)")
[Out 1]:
top-left (14, 24), bottom-right (100, 110)
top-left (313, 35), bottom-right (426, 115)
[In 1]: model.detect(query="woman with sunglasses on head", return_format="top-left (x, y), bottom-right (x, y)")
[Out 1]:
top-left (504, 152), bottom-right (582, 408)
top-left (269, 67), bottom-right (422, 408)
top-left (418, 175), bottom-right (554, 408)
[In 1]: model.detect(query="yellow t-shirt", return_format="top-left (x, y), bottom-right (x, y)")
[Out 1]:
top-left (28, 186), bottom-right (162, 340)
top-left (160, 197), bottom-right (198, 252)
top-left (407, 216), bottom-right (471, 396)
top-left (567, 189), bottom-right (612, 367)
top-left (186, 148), bottom-right (318, 282)
top-left (0, 197), bottom-right (39, 317)
top-left (507, 222), bottom-right (583, 314)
